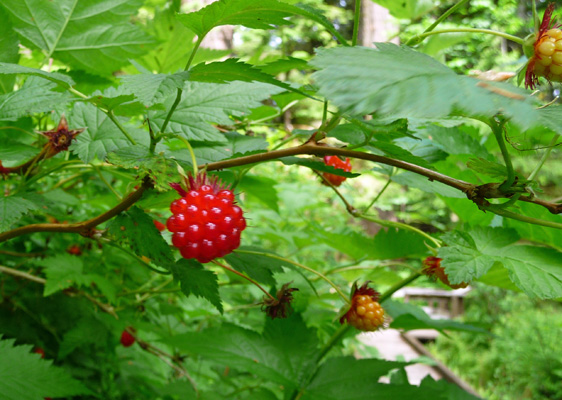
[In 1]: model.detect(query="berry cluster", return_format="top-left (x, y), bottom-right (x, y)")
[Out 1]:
top-left (422, 256), bottom-right (468, 289)
top-left (340, 282), bottom-right (385, 332)
top-left (322, 156), bottom-right (352, 187)
top-left (167, 174), bottom-right (246, 264)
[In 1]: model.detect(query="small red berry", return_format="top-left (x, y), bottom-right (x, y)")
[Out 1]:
top-left (66, 244), bottom-right (82, 256)
top-left (422, 256), bottom-right (468, 289)
top-left (322, 156), bottom-right (352, 187)
top-left (34, 347), bottom-right (45, 358)
top-left (120, 330), bottom-right (135, 347)
top-left (340, 282), bottom-right (385, 332)
top-left (153, 219), bottom-right (166, 232)
top-left (168, 173), bottom-right (246, 263)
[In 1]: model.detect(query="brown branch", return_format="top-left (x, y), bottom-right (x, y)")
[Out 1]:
top-left (0, 176), bottom-right (152, 243)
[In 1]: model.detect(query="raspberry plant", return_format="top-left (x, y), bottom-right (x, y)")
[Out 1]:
top-left (0, 0), bottom-right (561, 399)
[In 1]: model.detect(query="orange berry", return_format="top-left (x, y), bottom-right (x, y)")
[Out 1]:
top-left (340, 282), bottom-right (385, 332)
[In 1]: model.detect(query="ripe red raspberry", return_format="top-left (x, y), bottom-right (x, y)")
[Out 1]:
top-left (167, 173), bottom-right (246, 264)
top-left (153, 219), bottom-right (166, 232)
top-left (340, 282), bottom-right (385, 332)
top-left (322, 156), bottom-right (351, 186)
top-left (422, 256), bottom-right (468, 289)
top-left (120, 330), bottom-right (135, 347)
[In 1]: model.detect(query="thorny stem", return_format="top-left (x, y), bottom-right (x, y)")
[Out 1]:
top-left (352, 0), bottom-right (361, 47)
top-left (234, 249), bottom-right (351, 305)
top-left (160, 36), bottom-right (204, 134)
top-left (212, 260), bottom-right (275, 301)
top-left (406, 28), bottom-right (525, 47)
top-left (528, 134), bottom-right (560, 181)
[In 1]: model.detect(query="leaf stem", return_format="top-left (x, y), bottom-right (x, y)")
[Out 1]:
top-left (352, 0), bottom-right (361, 46)
top-left (406, 28), bottom-right (524, 46)
top-left (422, 0), bottom-right (470, 36)
top-left (490, 118), bottom-right (516, 192)
top-left (234, 249), bottom-right (351, 305)
top-left (160, 36), bottom-right (204, 134)
top-left (528, 134), bottom-right (560, 181)
top-left (174, 135), bottom-right (199, 176)
top-left (379, 272), bottom-right (422, 303)
top-left (486, 207), bottom-right (562, 230)
top-left (212, 260), bottom-right (275, 301)
top-left (106, 110), bottom-right (137, 146)
top-left (363, 172), bottom-right (393, 213)
top-left (94, 166), bottom-right (122, 199)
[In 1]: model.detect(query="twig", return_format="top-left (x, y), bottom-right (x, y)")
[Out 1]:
top-left (212, 260), bottom-right (275, 301)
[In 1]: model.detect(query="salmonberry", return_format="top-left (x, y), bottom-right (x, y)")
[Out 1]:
top-left (322, 156), bottom-right (352, 187)
top-left (340, 282), bottom-right (385, 332)
top-left (525, 3), bottom-right (562, 89)
top-left (120, 330), bottom-right (135, 347)
top-left (34, 347), bottom-right (45, 358)
top-left (66, 244), bottom-right (82, 256)
top-left (153, 219), bottom-right (166, 232)
top-left (167, 173), bottom-right (246, 264)
top-left (422, 256), bottom-right (468, 289)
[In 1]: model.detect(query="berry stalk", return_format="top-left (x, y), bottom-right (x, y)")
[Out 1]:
top-left (212, 260), bottom-right (276, 302)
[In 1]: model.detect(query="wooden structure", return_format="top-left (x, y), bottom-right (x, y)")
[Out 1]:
top-left (394, 287), bottom-right (472, 319)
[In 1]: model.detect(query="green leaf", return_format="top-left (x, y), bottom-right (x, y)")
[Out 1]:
top-left (85, 86), bottom-right (146, 116)
top-left (0, 193), bottom-right (42, 232)
top-left (391, 171), bottom-right (465, 198)
top-left (439, 227), bottom-right (519, 284)
top-left (466, 157), bottom-right (508, 178)
top-left (176, 0), bottom-right (296, 37)
top-left (425, 125), bottom-right (490, 159)
top-left (419, 376), bottom-right (482, 400)
top-left (498, 245), bottom-right (562, 299)
top-left (172, 259), bottom-right (223, 313)
top-left (69, 102), bottom-right (148, 163)
top-left (58, 316), bottom-right (109, 359)
top-left (2, 0), bottom-right (155, 74)
top-left (108, 206), bottom-right (174, 270)
top-left (0, 7), bottom-right (19, 94)
top-left (259, 57), bottom-right (310, 75)
top-left (189, 58), bottom-right (301, 95)
top-left (0, 77), bottom-right (72, 121)
top-left (165, 314), bottom-right (318, 388)
top-left (384, 300), bottom-right (488, 334)
top-left (0, 62), bottom-right (75, 88)
top-left (304, 357), bottom-right (411, 399)
top-left (0, 336), bottom-right (90, 400)
top-left (537, 105), bottom-right (562, 135)
top-left (372, 0), bottom-right (435, 19)
top-left (35, 254), bottom-right (86, 296)
top-left (149, 81), bottom-right (284, 142)
top-left (311, 45), bottom-right (538, 129)
top-left (119, 71), bottom-right (191, 107)
top-left (225, 246), bottom-right (287, 285)
top-left (238, 175), bottom-right (280, 212)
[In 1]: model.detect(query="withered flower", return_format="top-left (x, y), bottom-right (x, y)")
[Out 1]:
top-left (261, 282), bottom-right (299, 319)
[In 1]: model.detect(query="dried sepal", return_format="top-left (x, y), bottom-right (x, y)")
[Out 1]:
top-left (422, 256), bottom-right (468, 289)
top-left (261, 282), bottom-right (299, 319)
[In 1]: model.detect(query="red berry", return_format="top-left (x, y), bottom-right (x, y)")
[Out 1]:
top-left (168, 173), bottom-right (246, 263)
top-left (153, 219), bottom-right (166, 232)
top-left (66, 245), bottom-right (82, 256)
top-left (422, 257), bottom-right (468, 289)
top-left (34, 347), bottom-right (45, 358)
top-left (340, 282), bottom-right (384, 332)
top-left (120, 330), bottom-right (135, 347)
top-left (322, 156), bottom-right (352, 187)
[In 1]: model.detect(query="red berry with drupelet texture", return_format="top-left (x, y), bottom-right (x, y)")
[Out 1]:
top-left (322, 156), bottom-right (352, 187)
top-left (120, 330), bottom-right (135, 347)
top-left (167, 173), bottom-right (246, 264)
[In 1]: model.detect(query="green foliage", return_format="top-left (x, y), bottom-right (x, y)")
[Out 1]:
top-left (0, 336), bottom-right (90, 399)
top-left (172, 259), bottom-right (222, 313)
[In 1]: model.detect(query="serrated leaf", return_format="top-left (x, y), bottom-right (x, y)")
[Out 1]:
top-left (2, 0), bottom-right (155, 75)
top-left (172, 259), bottom-right (223, 313)
top-left (466, 157), bottom-right (509, 178)
top-left (0, 336), bottom-right (90, 400)
top-left (439, 227), bottom-right (520, 283)
top-left (0, 193), bottom-right (42, 231)
top-left (149, 81), bottom-right (284, 142)
top-left (372, 0), bottom-right (435, 19)
top-left (537, 105), bottom-right (562, 135)
top-left (384, 300), bottom-right (488, 334)
top-left (176, 0), bottom-right (296, 37)
top-left (391, 171), bottom-right (465, 198)
top-left (0, 77), bottom-right (72, 121)
top-left (85, 86), bottom-right (146, 116)
top-left (165, 314), bottom-right (318, 388)
top-left (238, 175), bottom-right (280, 212)
top-left (108, 206), bottom-right (174, 270)
top-left (35, 254), bottom-right (87, 296)
top-left (259, 57), bottom-right (310, 75)
top-left (311, 45), bottom-right (538, 129)
top-left (189, 58), bottom-right (302, 95)
top-left (119, 71), bottom-right (190, 107)
top-left (225, 246), bottom-right (287, 285)
top-left (280, 156), bottom-right (360, 178)
top-left (0, 62), bottom-right (74, 88)
top-left (69, 102), bottom-right (148, 163)
top-left (426, 125), bottom-right (490, 158)
top-left (58, 316), bottom-right (109, 359)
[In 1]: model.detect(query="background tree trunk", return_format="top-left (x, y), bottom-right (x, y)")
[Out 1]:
top-left (358, 1), bottom-right (399, 46)
top-left (182, 0), bottom-right (233, 50)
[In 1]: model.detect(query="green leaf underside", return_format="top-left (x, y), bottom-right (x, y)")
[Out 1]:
top-left (149, 81), bottom-right (284, 142)
top-left (0, 194), bottom-right (43, 232)
top-left (440, 227), bottom-right (562, 298)
top-left (165, 314), bottom-right (318, 388)
top-left (119, 71), bottom-right (191, 107)
top-left (36, 254), bottom-right (86, 296)
top-left (372, 0), bottom-right (435, 19)
top-left (1, 0), bottom-right (155, 74)
top-left (0, 62), bottom-right (74, 88)
top-left (172, 259), bottom-right (222, 313)
top-left (108, 206), bottom-right (174, 270)
top-left (311, 45), bottom-right (538, 129)
top-left (0, 336), bottom-right (90, 400)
